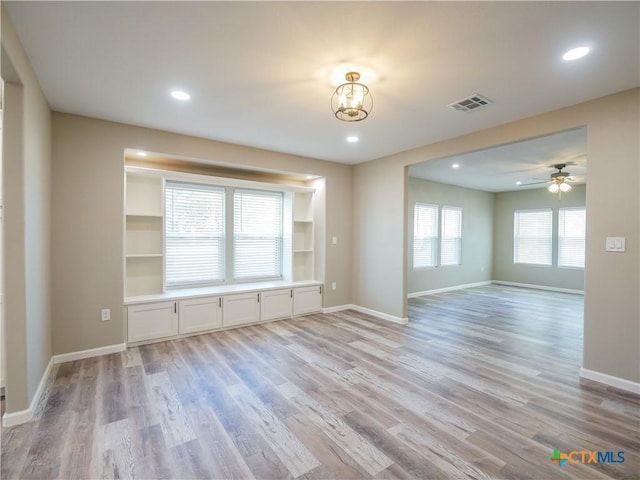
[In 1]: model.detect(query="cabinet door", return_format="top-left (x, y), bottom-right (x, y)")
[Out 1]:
top-left (179, 296), bottom-right (222, 335)
top-left (127, 301), bottom-right (177, 343)
top-left (293, 285), bottom-right (323, 316)
top-left (223, 292), bottom-right (260, 327)
top-left (260, 289), bottom-right (293, 322)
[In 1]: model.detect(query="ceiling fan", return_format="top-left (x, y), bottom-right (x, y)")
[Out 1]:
top-left (520, 163), bottom-right (577, 198)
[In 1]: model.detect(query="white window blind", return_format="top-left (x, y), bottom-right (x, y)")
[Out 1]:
top-left (413, 203), bottom-right (438, 268)
top-left (441, 206), bottom-right (462, 266)
top-left (165, 182), bottom-right (225, 286)
top-left (514, 209), bottom-right (552, 265)
top-left (559, 207), bottom-right (586, 268)
top-left (233, 189), bottom-right (283, 280)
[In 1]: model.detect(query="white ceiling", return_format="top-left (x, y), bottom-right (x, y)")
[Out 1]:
top-left (408, 127), bottom-right (587, 192)
top-left (4, 1), bottom-right (639, 174)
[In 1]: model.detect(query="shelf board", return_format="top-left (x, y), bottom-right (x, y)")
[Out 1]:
top-left (126, 254), bottom-right (163, 259)
top-left (293, 249), bottom-right (313, 254)
top-left (126, 212), bottom-right (163, 218)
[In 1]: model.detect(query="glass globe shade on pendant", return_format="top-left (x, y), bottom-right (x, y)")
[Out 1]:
top-left (331, 72), bottom-right (373, 122)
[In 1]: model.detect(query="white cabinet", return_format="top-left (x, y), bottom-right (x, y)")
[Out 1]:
top-left (223, 292), bottom-right (260, 327)
top-left (127, 301), bottom-right (177, 343)
top-left (293, 285), bottom-right (323, 316)
top-left (127, 283), bottom-right (323, 345)
top-left (260, 288), bottom-right (293, 321)
top-left (179, 296), bottom-right (222, 335)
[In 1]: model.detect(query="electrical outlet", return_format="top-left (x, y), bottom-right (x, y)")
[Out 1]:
top-left (101, 308), bottom-right (111, 321)
top-left (331, 282), bottom-right (337, 290)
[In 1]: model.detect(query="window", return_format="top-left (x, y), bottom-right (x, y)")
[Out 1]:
top-left (233, 189), bottom-right (283, 280)
top-left (440, 206), bottom-right (462, 266)
top-left (413, 203), bottom-right (438, 268)
top-left (558, 207), bottom-right (586, 268)
top-left (514, 209), bottom-right (552, 265)
top-left (165, 182), bottom-right (225, 286)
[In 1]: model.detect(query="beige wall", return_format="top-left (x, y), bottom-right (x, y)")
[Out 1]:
top-left (352, 159), bottom-right (407, 320)
top-left (51, 113), bottom-right (353, 355)
top-left (1, 8), bottom-right (53, 414)
top-left (493, 185), bottom-right (586, 291)
top-left (353, 88), bottom-right (639, 383)
top-left (407, 177), bottom-right (493, 294)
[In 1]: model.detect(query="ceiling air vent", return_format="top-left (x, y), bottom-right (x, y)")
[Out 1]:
top-left (448, 94), bottom-right (493, 112)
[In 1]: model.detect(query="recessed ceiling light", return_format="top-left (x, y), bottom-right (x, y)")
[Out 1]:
top-left (346, 136), bottom-right (359, 143)
top-left (452, 163), bottom-right (460, 169)
top-left (563, 46), bottom-right (590, 61)
top-left (516, 181), bottom-right (522, 185)
top-left (305, 175), bottom-right (313, 180)
top-left (170, 90), bottom-right (191, 100)
top-left (136, 151), bottom-right (147, 157)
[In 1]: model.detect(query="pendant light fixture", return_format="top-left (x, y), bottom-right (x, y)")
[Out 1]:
top-left (331, 72), bottom-right (373, 122)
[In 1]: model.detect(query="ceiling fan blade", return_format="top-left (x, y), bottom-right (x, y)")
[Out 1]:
top-left (520, 180), bottom-right (551, 186)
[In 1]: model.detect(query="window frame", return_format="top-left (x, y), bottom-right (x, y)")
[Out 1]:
top-left (232, 188), bottom-right (284, 282)
top-left (164, 181), bottom-right (226, 288)
top-left (440, 205), bottom-right (462, 267)
top-left (558, 206), bottom-right (586, 269)
top-left (513, 208), bottom-right (553, 266)
top-left (413, 202), bottom-right (439, 269)
top-left (164, 181), bottom-right (288, 288)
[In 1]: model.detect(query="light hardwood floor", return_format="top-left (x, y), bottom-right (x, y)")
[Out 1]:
top-left (2, 285), bottom-right (639, 479)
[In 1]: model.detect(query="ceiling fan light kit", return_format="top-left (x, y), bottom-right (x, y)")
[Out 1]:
top-left (521, 163), bottom-right (576, 199)
top-left (331, 72), bottom-right (373, 122)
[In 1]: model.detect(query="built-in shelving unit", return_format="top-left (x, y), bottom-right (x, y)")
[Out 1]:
top-left (124, 165), bottom-right (324, 345)
top-left (293, 191), bottom-right (314, 281)
top-left (125, 174), bottom-right (164, 297)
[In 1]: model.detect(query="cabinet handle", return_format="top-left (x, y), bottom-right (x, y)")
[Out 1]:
top-left (319, 286), bottom-right (322, 295)
top-left (290, 289), bottom-right (293, 298)
top-left (219, 297), bottom-right (221, 308)
top-left (174, 302), bottom-right (177, 314)
top-left (257, 293), bottom-right (260, 303)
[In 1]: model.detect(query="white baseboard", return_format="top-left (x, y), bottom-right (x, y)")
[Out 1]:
top-left (2, 357), bottom-right (54, 428)
top-left (53, 343), bottom-right (126, 364)
top-left (408, 281), bottom-right (492, 298)
top-left (322, 304), bottom-right (353, 314)
top-left (492, 280), bottom-right (583, 295)
top-left (324, 304), bottom-right (408, 325)
top-left (580, 368), bottom-right (640, 395)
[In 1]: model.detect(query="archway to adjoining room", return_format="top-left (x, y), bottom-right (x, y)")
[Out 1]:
top-left (404, 127), bottom-right (587, 350)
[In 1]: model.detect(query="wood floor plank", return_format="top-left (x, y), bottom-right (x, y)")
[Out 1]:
top-left (99, 418), bottom-right (136, 480)
top-left (228, 382), bottom-right (321, 477)
top-left (277, 381), bottom-right (394, 476)
top-left (58, 357), bottom-right (100, 480)
top-left (389, 422), bottom-right (495, 480)
top-left (284, 412), bottom-right (370, 479)
top-left (146, 371), bottom-right (197, 448)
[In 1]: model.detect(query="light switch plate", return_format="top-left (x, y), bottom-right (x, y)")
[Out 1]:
top-left (101, 308), bottom-right (111, 321)
top-left (605, 237), bottom-right (625, 252)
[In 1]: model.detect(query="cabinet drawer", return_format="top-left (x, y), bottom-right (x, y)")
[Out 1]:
top-left (179, 296), bottom-right (222, 335)
top-left (127, 301), bottom-right (178, 343)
